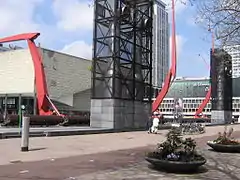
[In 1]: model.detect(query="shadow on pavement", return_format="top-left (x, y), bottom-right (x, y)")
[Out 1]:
top-left (28, 147), bottom-right (47, 152)
top-left (148, 164), bottom-right (209, 175)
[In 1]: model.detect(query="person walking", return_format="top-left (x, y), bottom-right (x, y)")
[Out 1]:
top-left (147, 115), bottom-right (153, 133)
top-left (150, 111), bottom-right (160, 134)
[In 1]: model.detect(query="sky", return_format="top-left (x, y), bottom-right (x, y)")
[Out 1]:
top-left (0, 0), bottom-right (213, 78)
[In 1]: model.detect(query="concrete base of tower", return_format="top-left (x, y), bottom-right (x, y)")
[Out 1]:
top-left (90, 99), bottom-right (151, 130)
top-left (211, 110), bottom-right (232, 125)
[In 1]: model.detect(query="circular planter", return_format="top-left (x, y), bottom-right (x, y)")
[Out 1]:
top-left (145, 156), bottom-right (206, 173)
top-left (207, 141), bottom-right (240, 153)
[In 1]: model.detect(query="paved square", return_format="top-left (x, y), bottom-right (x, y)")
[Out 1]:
top-left (73, 149), bottom-right (240, 180)
top-left (0, 124), bottom-right (239, 180)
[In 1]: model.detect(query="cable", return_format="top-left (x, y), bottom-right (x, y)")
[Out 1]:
top-left (198, 53), bottom-right (210, 70)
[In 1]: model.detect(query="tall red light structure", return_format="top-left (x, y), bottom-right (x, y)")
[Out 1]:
top-left (0, 33), bottom-right (60, 116)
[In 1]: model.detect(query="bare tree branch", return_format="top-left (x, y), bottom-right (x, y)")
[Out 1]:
top-left (192, 0), bottom-right (240, 47)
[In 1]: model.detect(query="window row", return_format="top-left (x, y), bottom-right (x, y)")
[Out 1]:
top-left (159, 108), bottom-right (211, 113)
top-left (160, 108), bottom-right (240, 113)
top-left (160, 103), bottom-right (210, 109)
top-left (162, 98), bottom-right (240, 104)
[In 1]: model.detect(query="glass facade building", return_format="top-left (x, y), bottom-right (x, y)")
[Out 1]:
top-left (157, 77), bottom-right (240, 118)
top-left (224, 45), bottom-right (240, 78)
top-left (152, 0), bottom-right (169, 91)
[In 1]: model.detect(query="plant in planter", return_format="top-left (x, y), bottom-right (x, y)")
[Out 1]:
top-left (207, 126), bottom-right (240, 153)
top-left (146, 129), bottom-right (206, 173)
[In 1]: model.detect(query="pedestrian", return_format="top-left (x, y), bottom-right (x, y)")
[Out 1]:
top-left (150, 111), bottom-right (160, 134)
top-left (147, 115), bottom-right (153, 133)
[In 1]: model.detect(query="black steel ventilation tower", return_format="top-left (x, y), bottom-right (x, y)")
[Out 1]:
top-left (210, 48), bottom-right (232, 124)
top-left (90, 0), bottom-right (153, 129)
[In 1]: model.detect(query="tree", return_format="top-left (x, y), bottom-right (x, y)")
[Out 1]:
top-left (193, 0), bottom-right (240, 46)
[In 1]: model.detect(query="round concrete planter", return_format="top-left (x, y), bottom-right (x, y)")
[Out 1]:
top-left (207, 141), bottom-right (240, 153)
top-left (145, 156), bottom-right (206, 173)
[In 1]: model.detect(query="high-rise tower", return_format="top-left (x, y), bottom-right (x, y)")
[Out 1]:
top-left (224, 45), bottom-right (240, 78)
top-left (152, 0), bottom-right (169, 95)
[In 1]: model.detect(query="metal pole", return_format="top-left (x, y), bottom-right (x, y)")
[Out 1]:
top-left (4, 95), bottom-right (7, 118)
top-left (21, 116), bottom-right (30, 152)
top-left (18, 94), bottom-right (22, 129)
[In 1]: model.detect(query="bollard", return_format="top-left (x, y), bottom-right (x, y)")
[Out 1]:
top-left (21, 116), bottom-right (30, 152)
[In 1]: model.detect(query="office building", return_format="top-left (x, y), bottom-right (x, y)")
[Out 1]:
top-left (224, 45), bottom-right (240, 78)
top-left (152, 0), bottom-right (169, 92)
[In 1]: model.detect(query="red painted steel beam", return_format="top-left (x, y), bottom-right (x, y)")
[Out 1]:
top-left (194, 30), bottom-right (214, 118)
top-left (0, 33), bottom-right (40, 43)
top-left (194, 87), bottom-right (211, 118)
top-left (152, 0), bottom-right (177, 112)
top-left (0, 33), bottom-right (57, 116)
top-left (27, 39), bottom-right (50, 115)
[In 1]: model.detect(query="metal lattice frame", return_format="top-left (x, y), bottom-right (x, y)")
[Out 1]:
top-left (92, 0), bottom-right (153, 102)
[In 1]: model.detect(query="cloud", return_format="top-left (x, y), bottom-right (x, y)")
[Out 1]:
top-left (61, 41), bottom-right (92, 59)
top-left (52, 0), bottom-right (93, 32)
top-left (0, 0), bottom-right (187, 66)
top-left (0, 0), bottom-right (94, 57)
top-left (52, 0), bottom-right (188, 33)
top-left (0, 0), bottom-right (43, 35)
top-left (169, 34), bottom-right (187, 58)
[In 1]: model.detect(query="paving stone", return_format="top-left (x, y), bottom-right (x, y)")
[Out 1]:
top-left (73, 150), bottom-right (240, 180)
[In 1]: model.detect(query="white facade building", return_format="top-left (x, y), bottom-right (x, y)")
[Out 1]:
top-left (152, 0), bottom-right (169, 90)
top-left (0, 48), bottom-right (92, 115)
top-left (224, 45), bottom-right (240, 78)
